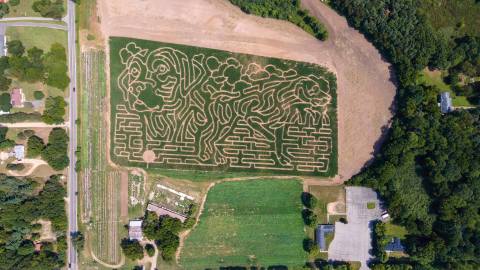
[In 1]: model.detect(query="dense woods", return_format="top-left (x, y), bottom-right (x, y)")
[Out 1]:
top-left (331, 0), bottom-right (480, 269)
top-left (0, 174), bottom-right (67, 269)
top-left (229, 0), bottom-right (328, 40)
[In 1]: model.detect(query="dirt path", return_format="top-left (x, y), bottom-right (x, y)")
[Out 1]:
top-left (90, 250), bottom-right (125, 269)
top-left (98, 0), bottom-right (396, 182)
top-left (8, 158), bottom-right (48, 177)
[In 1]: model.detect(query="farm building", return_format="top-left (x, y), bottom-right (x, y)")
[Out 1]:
top-left (385, 237), bottom-right (405, 253)
top-left (440, 92), bottom-right (453, 113)
top-left (11, 145), bottom-right (24, 161)
top-left (316, 224), bottom-right (335, 251)
top-left (147, 202), bottom-right (187, 222)
top-left (128, 220), bottom-right (143, 241)
top-left (10, 88), bottom-right (25, 108)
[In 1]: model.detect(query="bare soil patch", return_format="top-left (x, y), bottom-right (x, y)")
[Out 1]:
top-left (142, 150), bottom-right (156, 163)
top-left (120, 171), bottom-right (128, 219)
top-left (98, 0), bottom-right (396, 181)
top-left (36, 219), bottom-right (56, 242)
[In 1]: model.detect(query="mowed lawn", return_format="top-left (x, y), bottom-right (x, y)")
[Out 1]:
top-left (180, 180), bottom-right (306, 269)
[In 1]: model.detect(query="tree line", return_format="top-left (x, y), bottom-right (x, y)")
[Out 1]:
top-left (228, 0), bottom-right (328, 40)
top-left (331, 0), bottom-right (480, 269)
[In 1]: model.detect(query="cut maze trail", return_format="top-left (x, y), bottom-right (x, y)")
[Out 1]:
top-left (111, 38), bottom-right (337, 176)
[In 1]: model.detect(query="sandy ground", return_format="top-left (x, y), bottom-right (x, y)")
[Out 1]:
top-left (97, 0), bottom-right (396, 181)
top-left (120, 171), bottom-right (128, 219)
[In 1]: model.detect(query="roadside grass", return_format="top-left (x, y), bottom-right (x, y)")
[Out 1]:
top-left (6, 26), bottom-right (67, 51)
top-left (385, 222), bottom-right (408, 240)
top-left (78, 0), bottom-right (96, 30)
top-left (147, 168), bottom-right (286, 182)
top-left (417, 69), bottom-right (476, 107)
top-left (6, 0), bottom-right (67, 18)
top-left (180, 179), bottom-right (306, 269)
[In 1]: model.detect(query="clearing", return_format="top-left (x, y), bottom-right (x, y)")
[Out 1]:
top-left (98, 0), bottom-right (396, 181)
top-left (110, 37), bottom-right (337, 176)
top-left (180, 179), bottom-right (306, 269)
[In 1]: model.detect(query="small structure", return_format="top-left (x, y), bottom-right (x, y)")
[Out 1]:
top-left (10, 88), bottom-right (25, 108)
top-left (11, 145), bottom-right (24, 161)
top-left (440, 92), bottom-right (453, 113)
top-left (381, 211), bottom-right (390, 220)
top-left (316, 224), bottom-right (335, 251)
top-left (385, 237), bottom-right (405, 253)
top-left (0, 34), bottom-right (6, 56)
top-left (128, 220), bottom-right (143, 241)
top-left (147, 202), bottom-right (187, 222)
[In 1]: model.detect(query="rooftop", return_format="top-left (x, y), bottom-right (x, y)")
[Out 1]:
top-left (316, 224), bottom-right (335, 251)
top-left (385, 237), bottom-right (405, 252)
top-left (10, 88), bottom-right (25, 108)
top-left (440, 92), bottom-right (453, 114)
top-left (128, 220), bottom-right (143, 241)
top-left (147, 202), bottom-right (188, 222)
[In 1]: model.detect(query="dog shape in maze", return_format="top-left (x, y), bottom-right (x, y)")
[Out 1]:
top-left (115, 42), bottom-right (334, 172)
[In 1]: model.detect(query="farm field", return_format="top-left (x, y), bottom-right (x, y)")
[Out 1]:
top-left (80, 49), bottom-right (125, 266)
top-left (110, 37), bottom-right (338, 176)
top-left (180, 179), bottom-right (306, 269)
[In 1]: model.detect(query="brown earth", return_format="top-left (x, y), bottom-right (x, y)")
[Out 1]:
top-left (119, 171), bottom-right (128, 219)
top-left (97, 0), bottom-right (396, 181)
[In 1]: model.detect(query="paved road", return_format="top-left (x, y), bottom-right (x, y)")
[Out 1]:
top-left (0, 21), bottom-right (67, 30)
top-left (0, 122), bottom-right (69, 128)
top-left (66, 0), bottom-right (78, 269)
top-left (0, 16), bottom-right (59, 22)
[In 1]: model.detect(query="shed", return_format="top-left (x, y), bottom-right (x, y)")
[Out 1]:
top-left (385, 237), bottom-right (405, 252)
top-left (12, 145), bottom-right (24, 161)
top-left (440, 92), bottom-right (453, 113)
top-left (147, 202), bottom-right (187, 222)
top-left (128, 220), bottom-right (143, 241)
top-left (316, 224), bottom-right (335, 251)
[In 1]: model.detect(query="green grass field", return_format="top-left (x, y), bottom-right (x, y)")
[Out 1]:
top-left (109, 37), bottom-right (338, 177)
top-left (180, 180), bottom-right (306, 269)
top-left (6, 26), bottom-right (67, 52)
top-left (419, 0), bottom-right (480, 37)
top-left (6, 0), bottom-right (67, 18)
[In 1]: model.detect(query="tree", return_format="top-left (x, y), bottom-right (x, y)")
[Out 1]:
top-left (42, 96), bottom-right (66, 124)
top-left (145, 243), bottom-right (155, 257)
top-left (41, 128), bottom-right (69, 170)
top-left (0, 75), bottom-right (12, 92)
top-left (43, 43), bottom-right (69, 90)
top-left (27, 135), bottom-right (45, 157)
top-left (120, 239), bottom-right (144, 260)
top-left (7, 40), bottom-right (24, 57)
top-left (34, 91), bottom-right (45, 100)
top-left (0, 3), bottom-right (9, 18)
top-left (71, 231), bottom-right (85, 251)
top-left (32, 0), bottom-right (64, 19)
top-left (0, 93), bottom-right (11, 112)
top-left (301, 192), bottom-right (318, 209)
top-left (302, 209), bottom-right (317, 227)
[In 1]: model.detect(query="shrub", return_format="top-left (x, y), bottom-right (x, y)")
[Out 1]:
top-left (120, 239), bottom-right (144, 260)
top-left (301, 192), bottom-right (318, 209)
top-left (145, 243), bottom-right (155, 257)
top-left (0, 112), bottom-right (42, 123)
top-left (0, 93), bottom-right (11, 112)
top-left (7, 40), bottom-right (24, 57)
top-left (32, 0), bottom-right (64, 19)
top-left (6, 163), bottom-right (25, 171)
top-left (9, 0), bottom-right (20, 6)
top-left (34, 91), bottom-right (45, 100)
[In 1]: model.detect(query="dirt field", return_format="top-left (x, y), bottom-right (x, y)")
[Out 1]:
top-left (97, 0), bottom-right (396, 181)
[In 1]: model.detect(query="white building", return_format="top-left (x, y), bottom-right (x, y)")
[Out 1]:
top-left (128, 220), bottom-right (143, 241)
top-left (12, 145), bottom-right (24, 161)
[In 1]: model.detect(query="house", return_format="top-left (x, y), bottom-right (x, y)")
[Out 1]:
top-left (10, 88), bottom-right (25, 108)
top-left (316, 224), bottom-right (335, 251)
top-left (440, 92), bottom-right (453, 113)
top-left (128, 220), bottom-right (143, 241)
top-left (385, 237), bottom-right (405, 253)
top-left (147, 202), bottom-right (187, 222)
top-left (12, 145), bottom-right (24, 161)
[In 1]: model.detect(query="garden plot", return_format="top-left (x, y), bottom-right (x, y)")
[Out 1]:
top-left (148, 183), bottom-right (194, 216)
top-left (110, 37), bottom-right (338, 176)
top-left (128, 170), bottom-right (146, 218)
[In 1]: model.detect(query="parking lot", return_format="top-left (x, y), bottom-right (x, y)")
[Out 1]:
top-left (328, 187), bottom-right (383, 269)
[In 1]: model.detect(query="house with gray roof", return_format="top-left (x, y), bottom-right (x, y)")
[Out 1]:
top-left (440, 92), bottom-right (453, 113)
top-left (385, 237), bottom-right (405, 253)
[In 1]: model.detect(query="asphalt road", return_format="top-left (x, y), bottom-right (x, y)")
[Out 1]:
top-left (66, 1), bottom-right (79, 269)
top-left (0, 21), bottom-right (67, 30)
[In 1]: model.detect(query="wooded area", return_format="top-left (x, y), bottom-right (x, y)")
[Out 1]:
top-left (331, 0), bottom-right (480, 269)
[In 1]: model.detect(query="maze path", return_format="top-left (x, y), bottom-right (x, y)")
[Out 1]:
top-left (111, 39), bottom-right (337, 174)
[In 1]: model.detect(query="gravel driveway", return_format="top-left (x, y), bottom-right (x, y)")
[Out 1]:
top-left (328, 187), bottom-right (382, 269)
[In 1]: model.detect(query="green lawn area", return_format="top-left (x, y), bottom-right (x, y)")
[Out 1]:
top-left (6, 26), bottom-right (67, 52)
top-left (6, 0), bottom-right (67, 18)
top-left (180, 180), bottom-right (306, 269)
top-left (385, 222), bottom-right (408, 239)
top-left (308, 185), bottom-right (345, 224)
top-left (367, 202), bottom-right (376, 209)
top-left (417, 69), bottom-right (476, 107)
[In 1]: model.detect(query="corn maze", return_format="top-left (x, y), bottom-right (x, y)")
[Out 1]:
top-left (110, 37), bottom-right (337, 175)
top-left (81, 50), bottom-right (123, 265)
